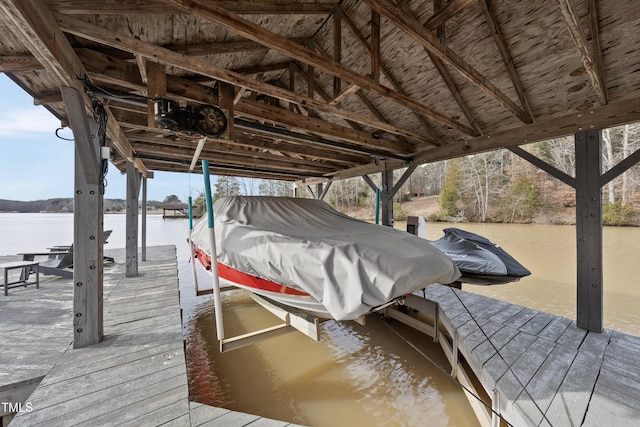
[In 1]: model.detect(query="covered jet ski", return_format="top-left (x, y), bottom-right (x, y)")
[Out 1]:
top-left (429, 228), bottom-right (531, 285)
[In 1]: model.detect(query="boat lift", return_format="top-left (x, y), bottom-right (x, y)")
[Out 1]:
top-left (188, 148), bottom-right (495, 425)
top-left (190, 152), bottom-right (322, 353)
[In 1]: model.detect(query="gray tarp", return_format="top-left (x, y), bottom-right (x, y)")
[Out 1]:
top-left (192, 196), bottom-right (460, 320)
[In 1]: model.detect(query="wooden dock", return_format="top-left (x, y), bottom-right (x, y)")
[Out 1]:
top-left (1, 246), bottom-right (301, 427)
top-left (423, 284), bottom-right (640, 427)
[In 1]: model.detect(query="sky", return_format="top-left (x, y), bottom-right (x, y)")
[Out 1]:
top-left (0, 74), bottom-right (207, 202)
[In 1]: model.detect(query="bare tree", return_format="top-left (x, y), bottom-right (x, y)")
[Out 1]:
top-left (461, 151), bottom-right (506, 221)
top-left (603, 128), bottom-right (616, 203)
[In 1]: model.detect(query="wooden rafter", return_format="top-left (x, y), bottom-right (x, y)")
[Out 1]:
top-left (365, 0), bottom-right (533, 124)
top-left (340, 8), bottom-right (440, 144)
top-left (587, 0), bottom-right (607, 105)
top-left (556, 0), bottom-right (608, 106)
top-left (130, 142), bottom-right (338, 175)
top-left (47, 0), bottom-right (338, 15)
top-left (164, 38), bottom-right (306, 56)
top-left (163, 0), bottom-right (477, 136)
top-left (0, 54), bottom-right (42, 71)
top-left (329, 83), bottom-right (360, 106)
top-left (479, 0), bottom-right (534, 121)
top-left (0, 0), bottom-right (145, 176)
top-left (54, 12), bottom-right (435, 145)
top-left (75, 48), bottom-right (404, 159)
top-left (236, 100), bottom-right (414, 156)
top-left (126, 130), bottom-right (367, 166)
top-left (422, 0), bottom-right (476, 29)
top-left (371, 9), bottom-right (380, 84)
top-left (292, 62), bottom-right (360, 129)
top-left (415, 0), bottom-right (482, 135)
top-left (333, 7), bottom-right (342, 98)
top-left (33, 90), bottom-right (63, 105)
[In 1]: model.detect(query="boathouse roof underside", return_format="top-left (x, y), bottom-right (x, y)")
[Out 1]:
top-left (1, 0), bottom-right (639, 182)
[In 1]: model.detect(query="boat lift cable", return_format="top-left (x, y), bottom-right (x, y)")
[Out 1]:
top-left (447, 287), bottom-right (554, 427)
top-left (377, 315), bottom-right (514, 427)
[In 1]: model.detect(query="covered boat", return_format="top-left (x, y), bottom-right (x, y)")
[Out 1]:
top-left (429, 228), bottom-right (531, 285)
top-left (191, 196), bottom-right (461, 320)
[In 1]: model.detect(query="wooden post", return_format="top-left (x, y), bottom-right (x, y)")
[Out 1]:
top-left (126, 161), bottom-right (141, 277)
top-left (218, 82), bottom-right (235, 140)
top-left (380, 165), bottom-right (417, 227)
top-left (146, 61), bottom-right (166, 128)
top-left (362, 174), bottom-right (380, 224)
top-left (315, 183), bottom-right (323, 200)
top-left (141, 174), bottom-right (147, 261)
top-left (575, 129), bottom-right (603, 332)
top-left (381, 168), bottom-right (394, 227)
top-left (61, 86), bottom-right (104, 348)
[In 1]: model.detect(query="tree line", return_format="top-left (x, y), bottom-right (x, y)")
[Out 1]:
top-left (191, 123), bottom-right (639, 225)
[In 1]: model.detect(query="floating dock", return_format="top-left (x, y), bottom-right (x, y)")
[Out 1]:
top-left (422, 284), bottom-right (640, 426)
top-left (0, 246), bottom-right (300, 427)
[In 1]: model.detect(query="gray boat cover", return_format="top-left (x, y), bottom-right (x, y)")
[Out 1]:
top-left (192, 196), bottom-right (461, 320)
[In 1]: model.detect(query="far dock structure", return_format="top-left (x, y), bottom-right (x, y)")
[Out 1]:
top-left (409, 284), bottom-right (640, 426)
top-left (158, 202), bottom-right (189, 219)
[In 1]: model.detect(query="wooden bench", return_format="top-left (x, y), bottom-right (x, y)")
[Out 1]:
top-left (1, 261), bottom-right (40, 296)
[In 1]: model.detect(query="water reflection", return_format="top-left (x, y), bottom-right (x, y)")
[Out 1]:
top-left (183, 289), bottom-right (480, 426)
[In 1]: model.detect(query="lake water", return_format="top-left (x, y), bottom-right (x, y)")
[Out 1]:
top-left (1, 213), bottom-right (639, 426)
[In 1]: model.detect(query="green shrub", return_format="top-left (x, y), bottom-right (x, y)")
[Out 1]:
top-left (439, 161), bottom-right (462, 217)
top-left (603, 201), bottom-right (636, 226)
top-left (393, 202), bottom-right (407, 221)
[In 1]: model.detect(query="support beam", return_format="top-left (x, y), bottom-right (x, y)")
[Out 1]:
top-left (319, 181), bottom-right (332, 200)
top-left (507, 146), bottom-right (576, 188)
top-left (61, 86), bottom-right (104, 348)
top-left (125, 161), bottom-right (141, 277)
top-left (600, 146), bottom-right (640, 186)
top-left (575, 129), bottom-right (603, 332)
top-left (305, 184), bottom-right (316, 199)
top-left (391, 165), bottom-right (418, 198)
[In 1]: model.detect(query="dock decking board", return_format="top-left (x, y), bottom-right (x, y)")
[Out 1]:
top-left (424, 284), bottom-right (640, 427)
top-left (3, 247), bottom-right (302, 427)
